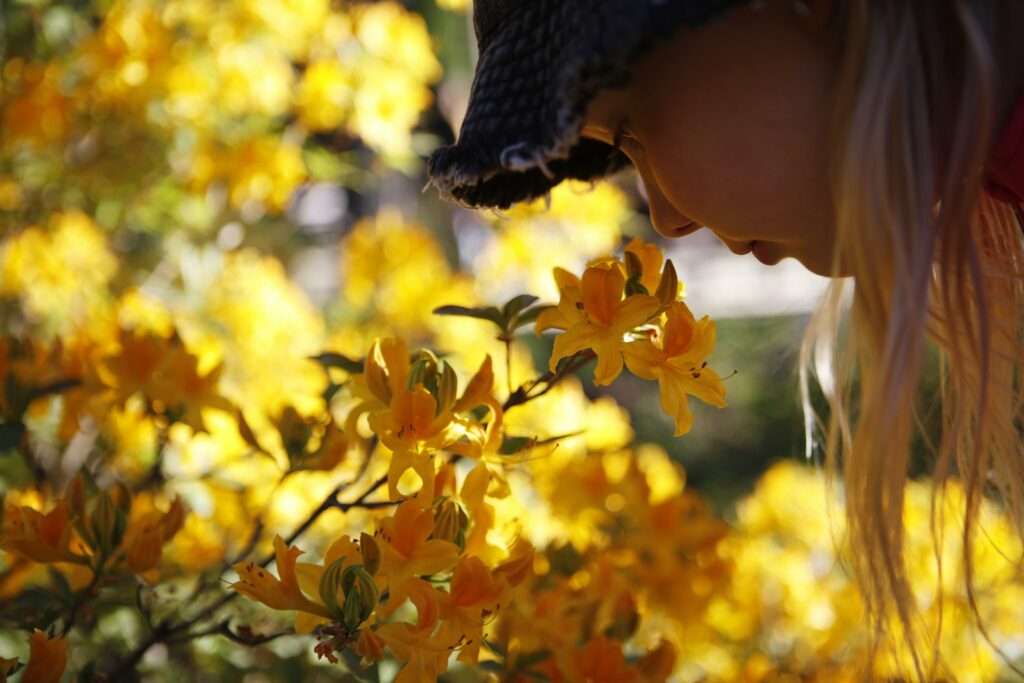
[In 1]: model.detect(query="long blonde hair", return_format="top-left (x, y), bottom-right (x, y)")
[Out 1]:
top-left (800, 0), bottom-right (1024, 678)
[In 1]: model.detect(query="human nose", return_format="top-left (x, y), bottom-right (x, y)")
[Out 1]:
top-left (635, 164), bottom-right (699, 238)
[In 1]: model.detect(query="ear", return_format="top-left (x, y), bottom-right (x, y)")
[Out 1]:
top-left (794, 0), bottom-right (834, 33)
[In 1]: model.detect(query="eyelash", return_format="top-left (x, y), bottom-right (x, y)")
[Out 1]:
top-left (612, 123), bottom-right (643, 158)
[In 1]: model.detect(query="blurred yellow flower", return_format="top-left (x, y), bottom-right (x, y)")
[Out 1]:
top-left (22, 630), bottom-right (67, 683)
top-left (296, 60), bottom-right (353, 131)
top-left (0, 212), bottom-right (117, 335)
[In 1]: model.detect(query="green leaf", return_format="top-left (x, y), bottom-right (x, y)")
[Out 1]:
top-left (310, 352), bottom-right (364, 374)
top-left (499, 435), bottom-right (535, 455)
top-left (509, 304), bottom-right (548, 330)
top-left (432, 305), bottom-right (505, 329)
top-left (501, 294), bottom-right (539, 321)
top-left (482, 638), bottom-right (509, 659)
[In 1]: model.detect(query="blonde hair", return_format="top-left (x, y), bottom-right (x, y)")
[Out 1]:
top-left (801, 0), bottom-right (1024, 678)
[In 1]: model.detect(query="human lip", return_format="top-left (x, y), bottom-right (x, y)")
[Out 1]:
top-left (669, 220), bottom-right (701, 237)
top-left (725, 240), bottom-right (754, 256)
top-left (752, 240), bottom-right (782, 266)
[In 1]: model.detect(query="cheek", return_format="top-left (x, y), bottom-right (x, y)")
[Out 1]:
top-left (627, 13), bottom-right (837, 250)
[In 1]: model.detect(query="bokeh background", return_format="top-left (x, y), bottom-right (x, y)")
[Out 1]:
top-left (2, 1), bottom-right (1022, 681)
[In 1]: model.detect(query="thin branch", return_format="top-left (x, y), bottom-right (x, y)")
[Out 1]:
top-left (502, 350), bottom-right (595, 412)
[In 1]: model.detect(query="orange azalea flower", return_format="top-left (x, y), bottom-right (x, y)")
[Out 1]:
top-left (119, 497), bottom-right (185, 576)
top-left (544, 262), bottom-right (660, 386)
top-left (354, 626), bottom-right (386, 666)
top-left (375, 620), bottom-right (453, 683)
top-left (376, 500), bottom-right (459, 619)
top-left (0, 655), bottom-right (20, 681)
top-left (1, 500), bottom-right (80, 565)
top-left (534, 267), bottom-right (583, 334)
top-left (554, 635), bottom-right (640, 683)
top-left (362, 337), bottom-right (411, 406)
top-left (22, 630), bottom-right (67, 683)
top-left (437, 555), bottom-right (507, 664)
top-left (372, 386), bottom-right (460, 505)
top-left (623, 301), bottom-right (727, 436)
top-left (230, 536), bottom-right (331, 620)
top-left (95, 330), bottom-right (231, 431)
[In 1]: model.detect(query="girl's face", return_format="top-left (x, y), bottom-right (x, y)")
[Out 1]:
top-left (582, 0), bottom-right (841, 275)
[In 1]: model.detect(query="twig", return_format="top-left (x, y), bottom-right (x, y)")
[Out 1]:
top-left (105, 440), bottom-right (390, 679)
top-left (502, 350), bottom-right (595, 412)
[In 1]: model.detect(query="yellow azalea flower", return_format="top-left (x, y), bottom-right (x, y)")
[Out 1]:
top-left (1, 500), bottom-right (80, 565)
top-left (95, 329), bottom-right (232, 431)
top-left (534, 267), bottom-right (582, 334)
top-left (375, 620), bottom-right (453, 683)
top-left (22, 630), bottom-right (67, 683)
top-left (376, 500), bottom-right (460, 619)
top-left (230, 535), bottom-right (331, 620)
top-left (119, 497), bottom-right (185, 577)
top-left (545, 262), bottom-right (660, 386)
top-left (295, 59), bottom-right (352, 131)
top-left (554, 635), bottom-right (641, 683)
top-left (372, 387), bottom-right (458, 505)
top-left (623, 301), bottom-right (727, 436)
top-left (354, 626), bottom-right (386, 666)
top-left (437, 555), bottom-right (507, 664)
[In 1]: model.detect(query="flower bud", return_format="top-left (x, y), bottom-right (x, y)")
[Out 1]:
top-left (110, 483), bottom-right (132, 515)
top-left (365, 341), bottom-right (392, 405)
top-left (90, 491), bottom-right (125, 555)
top-left (318, 558), bottom-right (347, 621)
top-left (359, 532), bottom-right (381, 576)
top-left (161, 497), bottom-right (185, 541)
top-left (407, 350), bottom-right (439, 394)
top-left (340, 565), bottom-right (378, 631)
top-left (435, 361), bottom-right (458, 415)
top-left (655, 259), bottom-right (679, 306)
top-left (432, 497), bottom-right (468, 552)
top-left (65, 475), bottom-right (87, 519)
top-left (623, 250), bottom-right (643, 279)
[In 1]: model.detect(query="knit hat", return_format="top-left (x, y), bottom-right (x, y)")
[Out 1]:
top-left (427, 0), bottom-right (751, 210)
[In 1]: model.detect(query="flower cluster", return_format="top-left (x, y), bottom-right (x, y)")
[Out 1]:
top-left (1, 476), bottom-right (185, 582)
top-left (538, 238), bottom-right (728, 435)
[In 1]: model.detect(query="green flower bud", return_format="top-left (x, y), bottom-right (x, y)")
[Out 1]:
top-left (432, 497), bottom-right (469, 552)
top-left (340, 565), bottom-right (378, 632)
top-left (435, 361), bottom-right (458, 415)
top-left (318, 558), bottom-right (347, 621)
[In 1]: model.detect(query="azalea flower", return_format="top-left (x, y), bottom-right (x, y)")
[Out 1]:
top-left (541, 262), bottom-right (660, 386)
top-left (230, 536), bottom-right (332, 625)
top-left (22, 630), bottom-right (67, 683)
top-left (1, 500), bottom-right (80, 565)
top-left (624, 301), bottom-right (727, 436)
top-left (376, 500), bottom-right (460, 619)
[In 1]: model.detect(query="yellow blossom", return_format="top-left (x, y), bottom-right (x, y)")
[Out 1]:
top-left (376, 500), bottom-right (459, 619)
top-left (544, 262), bottom-right (660, 385)
top-left (623, 301), bottom-right (727, 436)
top-left (437, 555), bottom-right (507, 663)
top-left (1, 501), bottom-right (79, 565)
top-left (231, 535), bottom-right (331, 619)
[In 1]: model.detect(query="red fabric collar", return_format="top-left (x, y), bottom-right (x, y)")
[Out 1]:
top-left (983, 94), bottom-right (1024, 204)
